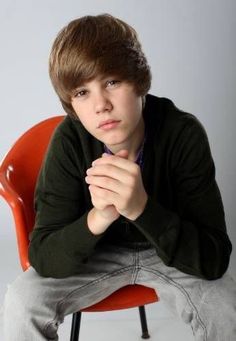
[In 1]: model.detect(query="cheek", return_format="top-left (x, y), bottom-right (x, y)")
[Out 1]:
top-left (79, 117), bottom-right (94, 132)
top-left (127, 91), bottom-right (142, 108)
top-left (71, 103), bottom-right (91, 126)
top-left (126, 97), bottom-right (142, 121)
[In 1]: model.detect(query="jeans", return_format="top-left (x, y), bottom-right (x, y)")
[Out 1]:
top-left (3, 243), bottom-right (236, 340)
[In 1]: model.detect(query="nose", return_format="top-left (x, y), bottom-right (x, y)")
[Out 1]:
top-left (94, 91), bottom-right (112, 114)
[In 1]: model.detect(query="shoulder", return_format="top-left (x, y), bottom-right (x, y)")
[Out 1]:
top-left (52, 115), bottom-right (83, 141)
top-left (48, 115), bottom-right (90, 153)
top-left (144, 94), bottom-right (208, 144)
top-left (44, 115), bottom-right (103, 172)
top-left (42, 116), bottom-right (86, 170)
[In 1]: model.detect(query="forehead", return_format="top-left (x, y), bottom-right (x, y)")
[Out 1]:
top-left (78, 74), bottom-right (116, 87)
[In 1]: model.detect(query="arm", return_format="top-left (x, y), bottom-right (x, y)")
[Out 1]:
top-left (28, 132), bottom-right (113, 278)
top-left (131, 117), bottom-right (232, 279)
top-left (78, 114), bottom-right (232, 280)
top-left (86, 116), bottom-right (231, 279)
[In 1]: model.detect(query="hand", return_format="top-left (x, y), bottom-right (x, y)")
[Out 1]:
top-left (85, 149), bottom-right (148, 221)
top-left (87, 150), bottom-right (129, 222)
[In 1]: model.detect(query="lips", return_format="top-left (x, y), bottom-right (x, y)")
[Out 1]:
top-left (98, 119), bottom-right (120, 128)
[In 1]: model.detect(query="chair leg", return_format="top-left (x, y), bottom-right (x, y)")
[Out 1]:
top-left (138, 306), bottom-right (150, 339)
top-left (70, 312), bottom-right (82, 341)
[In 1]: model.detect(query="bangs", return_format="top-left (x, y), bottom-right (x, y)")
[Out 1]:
top-left (53, 40), bottom-right (146, 102)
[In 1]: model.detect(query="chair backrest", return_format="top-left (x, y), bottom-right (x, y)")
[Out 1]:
top-left (0, 116), bottom-right (64, 269)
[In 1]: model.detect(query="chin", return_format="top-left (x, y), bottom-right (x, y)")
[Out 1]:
top-left (100, 133), bottom-right (124, 144)
top-left (104, 136), bottom-right (127, 147)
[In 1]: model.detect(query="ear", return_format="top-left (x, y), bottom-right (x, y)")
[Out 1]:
top-left (61, 99), bottom-right (79, 120)
top-left (142, 96), bottom-right (146, 109)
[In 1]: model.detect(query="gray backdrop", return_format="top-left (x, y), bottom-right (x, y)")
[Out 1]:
top-left (0, 0), bottom-right (235, 309)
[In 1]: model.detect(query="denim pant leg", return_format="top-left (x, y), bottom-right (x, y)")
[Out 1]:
top-left (136, 247), bottom-right (236, 341)
top-left (3, 245), bottom-right (135, 341)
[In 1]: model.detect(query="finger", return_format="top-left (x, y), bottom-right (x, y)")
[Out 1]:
top-left (102, 149), bottom-right (129, 159)
top-left (86, 164), bottom-right (133, 184)
top-left (115, 149), bottom-right (129, 159)
top-left (89, 189), bottom-right (112, 210)
top-left (92, 154), bottom-right (138, 173)
top-left (86, 174), bottom-right (127, 194)
top-left (89, 184), bottom-right (119, 203)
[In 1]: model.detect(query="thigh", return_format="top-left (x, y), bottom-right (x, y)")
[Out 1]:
top-left (4, 245), bottom-right (136, 340)
top-left (4, 244), bottom-right (135, 317)
top-left (137, 248), bottom-right (236, 307)
top-left (136, 248), bottom-right (236, 340)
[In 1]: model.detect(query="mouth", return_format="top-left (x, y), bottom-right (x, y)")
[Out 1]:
top-left (98, 120), bottom-right (121, 130)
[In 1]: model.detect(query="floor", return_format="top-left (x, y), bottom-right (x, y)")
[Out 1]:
top-left (57, 309), bottom-right (194, 340)
top-left (0, 236), bottom-right (194, 340)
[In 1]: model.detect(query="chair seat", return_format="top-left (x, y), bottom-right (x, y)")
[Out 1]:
top-left (81, 284), bottom-right (158, 312)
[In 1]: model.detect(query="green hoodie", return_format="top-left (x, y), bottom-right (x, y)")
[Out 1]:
top-left (29, 94), bottom-right (232, 279)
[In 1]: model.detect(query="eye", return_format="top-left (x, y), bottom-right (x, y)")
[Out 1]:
top-left (106, 80), bottom-right (120, 87)
top-left (77, 90), bottom-right (87, 97)
top-left (73, 89), bottom-right (88, 98)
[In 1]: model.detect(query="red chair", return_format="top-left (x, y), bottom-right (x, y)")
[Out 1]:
top-left (0, 116), bottom-right (158, 340)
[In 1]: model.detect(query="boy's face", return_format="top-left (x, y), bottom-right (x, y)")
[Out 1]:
top-left (71, 75), bottom-right (144, 154)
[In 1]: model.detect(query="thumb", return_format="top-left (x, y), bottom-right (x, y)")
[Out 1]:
top-left (115, 149), bottom-right (129, 159)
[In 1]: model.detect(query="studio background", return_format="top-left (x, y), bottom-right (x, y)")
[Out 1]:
top-left (0, 1), bottom-right (235, 340)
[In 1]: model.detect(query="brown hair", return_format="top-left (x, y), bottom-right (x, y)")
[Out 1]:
top-left (49, 14), bottom-right (151, 118)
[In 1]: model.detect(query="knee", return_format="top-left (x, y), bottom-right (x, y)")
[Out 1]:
top-left (198, 275), bottom-right (236, 336)
top-left (3, 269), bottom-right (61, 340)
top-left (4, 269), bottom-right (38, 319)
top-left (4, 277), bottom-right (30, 318)
top-left (201, 274), bottom-right (236, 313)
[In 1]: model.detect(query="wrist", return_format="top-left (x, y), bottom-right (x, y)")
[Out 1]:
top-left (128, 194), bottom-right (148, 221)
top-left (87, 207), bottom-right (116, 235)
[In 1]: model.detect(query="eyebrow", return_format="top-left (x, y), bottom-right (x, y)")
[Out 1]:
top-left (72, 75), bottom-right (118, 93)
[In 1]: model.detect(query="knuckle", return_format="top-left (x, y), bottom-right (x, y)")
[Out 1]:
top-left (123, 190), bottom-right (132, 203)
top-left (127, 175), bottom-right (136, 188)
top-left (130, 177), bottom-right (136, 187)
top-left (119, 201), bottom-right (126, 210)
top-left (127, 191), bottom-right (133, 201)
top-left (132, 164), bottom-right (139, 175)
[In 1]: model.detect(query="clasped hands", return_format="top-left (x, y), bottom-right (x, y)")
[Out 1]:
top-left (85, 149), bottom-right (148, 221)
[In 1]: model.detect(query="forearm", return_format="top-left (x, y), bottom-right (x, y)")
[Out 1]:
top-left (29, 210), bottom-right (104, 278)
top-left (29, 206), bottom-right (118, 278)
top-left (130, 195), bottom-right (232, 280)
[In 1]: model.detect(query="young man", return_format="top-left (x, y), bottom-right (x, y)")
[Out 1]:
top-left (4, 14), bottom-right (236, 340)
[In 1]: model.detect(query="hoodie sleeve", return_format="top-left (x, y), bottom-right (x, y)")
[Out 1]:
top-left (130, 116), bottom-right (232, 280)
top-left (28, 131), bottom-right (104, 278)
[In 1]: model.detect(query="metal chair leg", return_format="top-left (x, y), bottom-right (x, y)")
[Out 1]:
top-left (70, 307), bottom-right (150, 340)
top-left (70, 312), bottom-right (82, 341)
top-left (139, 306), bottom-right (150, 339)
